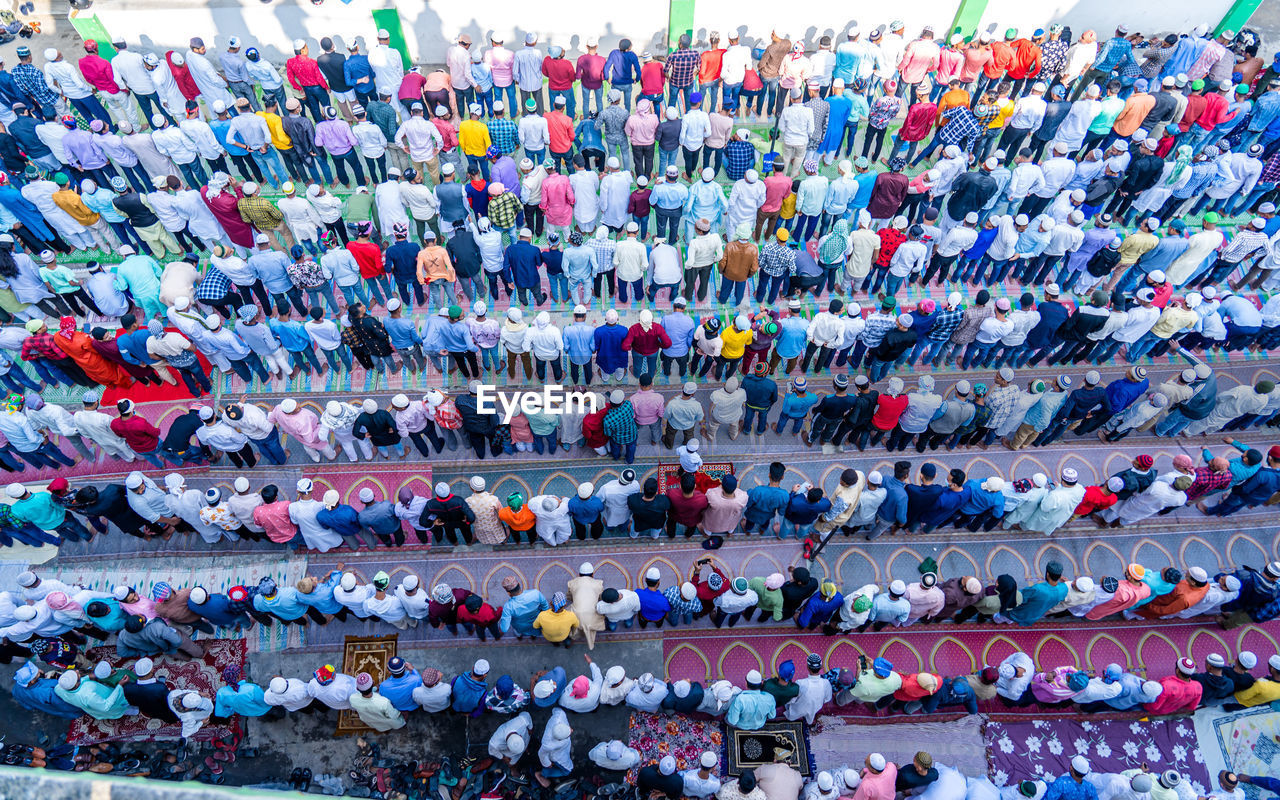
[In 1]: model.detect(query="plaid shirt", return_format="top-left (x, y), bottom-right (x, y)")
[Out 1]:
top-left (972, 104), bottom-right (1000, 130)
top-left (664, 585), bottom-right (702, 616)
top-left (488, 193), bottom-right (522, 229)
top-left (959, 401), bottom-right (992, 435)
top-left (926, 306), bottom-right (965, 342)
top-left (487, 118), bottom-right (519, 154)
top-left (13, 64), bottom-right (57, 108)
top-left (195, 267), bottom-right (232, 301)
top-left (588, 238), bottom-right (616, 274)
top-left (1185, 467), bottom-right (1232, 502)
top-left (603, 402), bottom-right (637, 444)
top-left (724, 140), bottom-right (756, 181)
top-left (859, 312), bottom-right (896, 347)
top-left (665, 48), bottom-right (700, 87)
top-left (1092, 37), bottom-right (1135, 74)
top-left (938, 106), bottom-right (981, 150)
top-left (0, 503), bottom-right (25, 530)
top-left (983, 384), bottom-right (1022, 430)
top-left (1261, 153), bottom-right (1280, 183)
top-left (21, 332), bottom-right (68, 361)
top-left (433, 400), bottom-right (462, 430)
top-left (1221, 230), bottom-right (1269, 264)
top-left (238, 196), bottom-right (284, 230)
top-left (485, 684), bottom-right (529, 713)
top-left (759, 241), bottom-right (797, 277)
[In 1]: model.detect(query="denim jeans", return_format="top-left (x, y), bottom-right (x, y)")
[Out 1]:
top-left (251, 429), bottom-right (289, 465)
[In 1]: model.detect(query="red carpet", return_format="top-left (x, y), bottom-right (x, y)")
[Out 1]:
top-left (99, 329), bottom-right (213, 407)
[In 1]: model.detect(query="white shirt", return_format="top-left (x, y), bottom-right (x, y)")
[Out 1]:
top-left (679, 109), bottom-right (712, 150)
top-left (151, 126), bottom-right (199, 165)
top-left (1112, 304), bottom-right (1161, 343)
top-left (179, 118), bottom-right (225, 160)
top-left (352, 121), bottom-right (389, 158)
top-left (1036, 157), bottom-right (1077, 197)
top-left (412, 680), bottom-right (453, 712)
top-left (778, 104), bottom-right (815, 147)
top-left (558, 662), bottom-right (603, 713)
top-left (264, 677), bottom-right (312, 711)
top-left (937, 225), bottom-right (978, 257)
top-left (333, 583), bottom-right (374, 617)
top-left (1006, 163), bottom-right (1046, 200)
top-left (394, 117), bottom-right (443, 163)
top-left (489, 711), bottom-right (533, 759)
top-left (44, 60), bottom-right (93, 99)
top-left (681, 769), bottom-right (722, 799)
top-left (518, 114), bottom-right (550, 151)
top-left (308, 673), bottom-right (358, 709)
top-left (1008, 94), bottom-right (1047, 130)
top-left (289, 498), bottom-right (344, 552)
top-left (721, 45), bottom-right (752, 85)
top-left (111, 50), bottom-right (156, 94)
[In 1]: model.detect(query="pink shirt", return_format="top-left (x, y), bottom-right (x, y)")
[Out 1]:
top-left (122, 597), bottom-right (158, 619)
top-left (701, 487), bottom-right (747, 533)
top-left (630, 389), bottom-right (665, 425)
top-left (487, 47), bottom-right (515, 87)
top-left (253, 500), bottom-right (299, 544)
top-left (78, 54), bottom-right (121, 93)
top-left (267, 407), bottom-right (327, 450)
top-left (853, 765), bottom-right (899, 800)
top-left (904, 583), bottom-right (945, 622)
top-left (705, 113), bottom-right (733, 149)
top-left (897, 39), bottom-right (941, 84)
top-left (761, 174), bottom-right (792, 213)
top-left (1144, 676), bottom-right (1203, 715)
top-left (539, 173), bottom-right (576, 226)
top-left (1084, 580), bottom-right (1151, 620)
top-left (936, 48), bottom-right (965, 84)
top-left (625, 105), bottom-right (659, 145)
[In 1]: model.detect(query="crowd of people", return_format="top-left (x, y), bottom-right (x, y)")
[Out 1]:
top-left (3, 10), bottom-right (1280, 799)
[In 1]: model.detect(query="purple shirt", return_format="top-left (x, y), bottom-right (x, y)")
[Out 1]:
top-left (491, 156), bottom-right (519, 196)
top-left (314, 120), bottom-right (357, 156)
top-left (63, 129), bottom-right (109, 170)
top-left (1066, 226), bottom-right (1119, 273)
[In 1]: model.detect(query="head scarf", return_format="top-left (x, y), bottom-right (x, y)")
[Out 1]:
top-left (818, 220), bottom-right (851, 265)
top-left (206, 172), bottom-right (230, 198)
top-left (1165, 145), bottom-right (1193, 187)
top-left (57, 315), bottom-right (77, 340)
top-left (320, 402), bottom-right (359, 431)
top-left (995, 574), bottom-right (1018, 611)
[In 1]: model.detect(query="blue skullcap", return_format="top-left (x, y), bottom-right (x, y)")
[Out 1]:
top-left (778, 660), bottom-right (795, 680)
top-left (1067, 671), bottom-right (1089, 692)
top-left (495, 674), bottom-right (515, 696)
top-left (873, 657), bottom-right (893, 677)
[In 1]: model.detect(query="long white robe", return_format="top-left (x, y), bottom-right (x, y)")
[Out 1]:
top-left (186, 50), bottom-right (234, 110)
top-left (1020, 484), bottom-right (1085, 535)
top-left (369, 45), bottom-right (405, 99)
top-left (1101, 475), bottom-right (1186, 525)
top-left (348, 690), bottom-right (405, 731)
top-left (167, 690), bottom-right (213, 737)
top-left (1000, 485), bottom-right (1047, 529)
top-left (151, 62), bottom-right (190, 117)
top-left (538, 708), bottom-right (573, 771)
top-left (488, 711), bottom-right (533, 759)
top-left (727, 178), bottom-right (766, 234)
top-left (785, 675), bottom-right (833, 724)
top-left (597, 171), bottom-right (633, 229)
top-left (374, 181), bottom-right (410, 234)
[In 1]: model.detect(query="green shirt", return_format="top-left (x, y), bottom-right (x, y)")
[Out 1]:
top-left (524, 410), bottom-right (559, 436)
top-left (747, 578), bottom-right (783, 620)
top-left (11, 491), bottom-right (66, 530)
top-left (762, 677), bottom-right (799, 707)
top-left (344, 192), bottom-right (374, 222)
top-left (39, 265), bottom-right (79, 294)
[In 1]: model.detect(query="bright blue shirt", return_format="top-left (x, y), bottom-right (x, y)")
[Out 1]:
top-left (743, 485), bottom-right (789, 525)
top-left (248, 250), bottom-right (292, 293)
top-left (780, 390), bottom-right (820, 418)
top-left (378, 670), bottom-right (423, 711)
top-left (253, 587), bottom-right (309, 620)
top-left (567, 495), bottom-right (604, 524)
top-left (268, 318), bottom-right (312, 352)
top-left (1044, 775), bottom-right (1099, 800)
top-left (532, 665), bottom-right (566, 707)
top-left (1005, 580), bottom-right (1069, 626)
top-left (851, 172), bottom-right (878, 209)
top-left (660, 312), bottom-right (696, 357)
top-left (384, 316), bottom-right (423, 350)
top-left (775, 316), bottom-right (809, 358)
top-left (498, 589), bottom-right (548, 635)
top-left (636, 587), bottom-right (671, 621)
top-left (316, 505), bottom-right (363, 538)
top-left (593, 323), bottom-right (628, 373)
top-left (214, 680), bottom-right (273, 717)
top-left (296, 571), bottom-right (344, 615)
top-left (13, 678), bottom-right (82, 718)
top-left (564, 322), bottom-right (596, 364)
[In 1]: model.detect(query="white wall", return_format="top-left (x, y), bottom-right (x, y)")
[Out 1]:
top-left (94, 0), bottom-right (1250, 66)
top-left (976, 0), bottom-right (1236, 40)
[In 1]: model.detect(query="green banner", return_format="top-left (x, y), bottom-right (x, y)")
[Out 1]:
top-left (1214, 0), bottom-right (1263, 35)
top-left (371, 8), bottom-right (411, 70)
top-left (948, 0), bottom-right (990, 38)
top-left (69, 12), bottom-right (117, 58)
top-left (668, 0), bottom-right (695, 51)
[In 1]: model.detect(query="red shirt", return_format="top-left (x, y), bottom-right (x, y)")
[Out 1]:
top-left (541, 57), bottom-right (576, 90)
top-left (875, 228), bottom-right (907, 266)
top-left (432, 117), bottom-right (459, 150)
top-left (899, 102), bottom-right (938, 142)
top-left (347, 240), bottom-right (384, 279)
top-left (961, 48), bottom-right (993, 82)
top-left (666, 489), bottom-right (709, 526)
top-left (110, 415), bottom-right (161, 452)
top-left (575, 54), bottom-right (606, 89)
top-left (285, 55), bottom-right (329, 91)
top-left (1006, 39), bottom-right (1042, 80)
top-left (1195, 92), bottom-right (1230, 131)
top-left (1073, 486), bottom-right (1117, 516)
top-left (1151, 282), bottom-right (1173, 308)
top-left (871, 393), bottom-right (909, 431)
top-left (457, 601), bottom-right (500, 626)
top-left (640, 62), bottom-right (666, 95)
top-left (985, 42), bottom-right (1013, 78)
top-left (699, 49), bottom-right (725, 83)
top-left (78, 54), bottom-right (120, 93)
top-left (546, 110), bottom-right (574, 153)
top-left (1178, 94), bottom-right (1208, 132)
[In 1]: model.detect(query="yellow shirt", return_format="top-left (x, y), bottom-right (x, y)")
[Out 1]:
top-left (1148, 305), bottom-right (1198, 339)
top-left (458, 120), bottom-right (492, 158)
top-left (257, 111), bottom-right (292, 150)
top-left (719, 327), bottom-right (754, 359)
top-left (988, 98), bottom-right (1014, 130)
top-left (779, 193), bottom-right (797, 220)
top-left (1233, 678), bottom-right (1280, 707)
top-left (1117, 231), bottom-right (1157, 266)
top-left (532, 608), bottom-right (579, 642)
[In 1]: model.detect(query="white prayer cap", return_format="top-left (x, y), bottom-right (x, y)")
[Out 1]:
top-left (868, 753), bottom-right (886, 771)
top-left (1071, 756), bottom-right (1090, 774)
top-left (134, 657), bottom-right (154, 677)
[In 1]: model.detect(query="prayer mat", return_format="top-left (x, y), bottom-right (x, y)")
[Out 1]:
top-left (67, 638), bottom-right (246, 744)
top-left (658, 462), bottom-right (734, 493)
top-left (626, 711), bottom-right (723, 784)
top-left (986, 718), bottom-right (1210, 793)
top-left (1192, 706), bottom-right (1280, 800)
top-left (336, 633), bottom-right (399, 736)
top-left (725, 718), bottom-right (813, 778)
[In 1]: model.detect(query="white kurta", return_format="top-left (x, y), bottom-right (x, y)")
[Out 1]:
top-left (375, 182), bottom-right (410, 233)
top-left (488, 711), bottom-right (533, 759)
top-left (167, 690), bottom-right (213, 738)
top-left (186, 51), bottom-right (235, 109)
top-left (727, 179), bottom-right (766, 234)
top-left (785, 675), bottom-right (833, 724)
top-left (530, 496), bottom-right (572, 546)
top-left (369, 45), bottom-right (405, 98)
top-left (1020, 485), bottom-right (1085, 535)
top-left (348, 690), bottom-right (405, 731)
top-left (411, 681), bottom-right (452, 712)
top-left (538, 708), bottom-right (573, 771)
top-left (307, 674), bottom-right (358, 709)
top-left (597, 171), bottom-right (633, 229)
